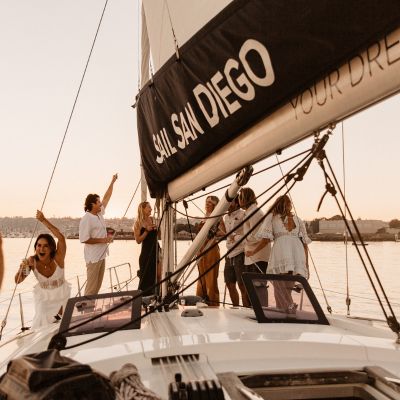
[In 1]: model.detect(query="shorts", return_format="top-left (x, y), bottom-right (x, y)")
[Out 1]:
top-left (243, 261), bottom-right (268, 274)
top-left (224, 253), bottom-right (245, 283)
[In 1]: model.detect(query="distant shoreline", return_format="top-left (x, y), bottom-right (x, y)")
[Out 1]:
top-left (308, 233), bottom-right (399, 242)
top-left (3, 234), bottom-right (399, 242)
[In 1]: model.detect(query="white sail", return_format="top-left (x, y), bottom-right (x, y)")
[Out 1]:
top-left (142, 0), bottom-right (231, 73)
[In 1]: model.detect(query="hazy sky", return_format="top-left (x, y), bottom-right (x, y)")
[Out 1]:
top-left (0, 1), bottom-right (399, 222)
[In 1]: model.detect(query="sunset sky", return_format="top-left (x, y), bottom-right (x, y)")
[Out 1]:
top-left (0, 1), bottom-right (399, 222)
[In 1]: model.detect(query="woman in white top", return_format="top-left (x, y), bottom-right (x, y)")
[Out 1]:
top-left (253, 194), bottom-right (311, 313)
top-left (15, 210), bottom-right (71, 328)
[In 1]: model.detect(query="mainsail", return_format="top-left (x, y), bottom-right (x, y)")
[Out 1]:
top-left (137, 0), bottom-right (400, 200)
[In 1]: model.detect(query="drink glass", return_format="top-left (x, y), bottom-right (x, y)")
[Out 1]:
top-left (21, 259), bottom-right (30, 276)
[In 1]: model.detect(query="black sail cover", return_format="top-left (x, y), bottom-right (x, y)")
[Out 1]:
top-left (137, 0), bottom-right (400, 197)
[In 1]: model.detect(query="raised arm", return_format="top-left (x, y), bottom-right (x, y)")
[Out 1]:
top-left (102, 174), bottom-right (118, 209)
top-left (0, 233), bottom-right (4, 288)
top-left (36, 210), bottom-right (66, 263)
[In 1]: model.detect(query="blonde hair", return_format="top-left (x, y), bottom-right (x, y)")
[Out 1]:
top-left (135, 201), bottom-right (150, 227)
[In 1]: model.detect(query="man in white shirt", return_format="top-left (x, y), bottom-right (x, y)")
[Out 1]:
top-left (79, 174), bottom-right (118, 295)
top-left (224, 198), bottom-right (247, 307)
top-left (239, 187), bottom-right (271, 306)
top-left (239, 188), bottom-right (271, 272)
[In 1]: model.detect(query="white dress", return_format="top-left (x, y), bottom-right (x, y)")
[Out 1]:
top-left (32, 260), bottom-right (71, 328)
top-left (256, 213), bottom-right (311, 278)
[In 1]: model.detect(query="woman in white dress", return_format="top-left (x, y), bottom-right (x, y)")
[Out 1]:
top-left (250, 195), bottom-right (311, 313)
top-left (15, 210), bottom-right (71, 328)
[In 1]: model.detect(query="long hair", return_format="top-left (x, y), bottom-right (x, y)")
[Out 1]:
top-left (34, 234), bottom-right (57, 260)
top-left (135, 201), bottom-right (150, 227)
top-left (239, 187), bottom-right (257, 208)
top-left (228, 196), bottom-right (240, 213)
top-left (270, 194), bottom-right (292, 217)
top-left (84, 194), bottom-right (99, 212)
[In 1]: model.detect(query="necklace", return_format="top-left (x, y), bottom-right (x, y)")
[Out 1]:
top-left (42, 261), bottom-right (51, 270)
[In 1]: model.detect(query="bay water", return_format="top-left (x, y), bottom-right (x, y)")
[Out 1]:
top-left (1, 238), bottom-right (399, 338)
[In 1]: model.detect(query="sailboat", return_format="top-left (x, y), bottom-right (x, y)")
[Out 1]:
top-left (1, 1), bottom-right (400, 399)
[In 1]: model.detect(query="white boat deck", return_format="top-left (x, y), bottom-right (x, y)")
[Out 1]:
top-left (1, 305), bottom-right (399, 398)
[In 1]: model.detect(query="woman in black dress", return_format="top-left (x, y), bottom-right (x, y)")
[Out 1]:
top-left (133, 202), bottom-right (160, 296)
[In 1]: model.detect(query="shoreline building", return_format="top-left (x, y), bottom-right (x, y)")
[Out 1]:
top-left (317, 218), bottom-right (388, 235)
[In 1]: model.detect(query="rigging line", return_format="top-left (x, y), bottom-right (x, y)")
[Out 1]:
top-left (174, 150), bottom-right (315, 283)
top-left (307, 251), bottom-right (331, 313)
top-left (324, 155), bottom-right (399, 320)
top-left (341, 121), bottom-right (351, 316)
top-left (164, 0), bottom-right (180, 59)
top-left (35, 149), bottom-right (319, 344)
top-left (187, 199), bottom-right (205, 216)
top-left (254, 148), bottom-right (312, 176)
top-left (171, 184), bottom-right (299, 301)
top-left (56, 177), bottom-right (299, 350)
top-left (172, 148), bottom-right (314, 221)
top-left (137, 0), bottom-right (141, 91)
top-left (188, 148), bottom-right (312, 202)
top-left (57, 190), bottom-right (287, 350)
top-left (180, 200), bottom-right (196, 284)
top-left (0, 0), bottom-right (111, 341)
top-left (52, 153), bottom-right (316, 342)
top-left (320, 156), bottom-right (399, 330)
top-left (179, 179), bottom-right (298, 290)
top-left (56, 179), bottom-right (294, 342)
top-left (122, 179), bottom-right (141, 218)
top-left (275, 144), bottom-right (332, 314)
top-left (176, 148), bottom-right (317, 282)
top-left (33, 0), bottom-right (111, 249)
